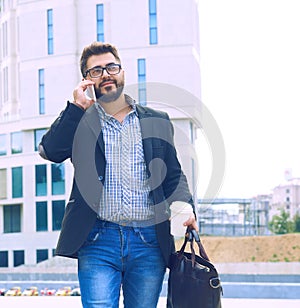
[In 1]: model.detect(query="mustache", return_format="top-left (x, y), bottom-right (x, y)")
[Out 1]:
top-left (99, 79), bottom-right (117, 87)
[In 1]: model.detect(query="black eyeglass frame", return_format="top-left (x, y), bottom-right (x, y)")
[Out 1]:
top-left (84, 63), bottom-right (122, 78)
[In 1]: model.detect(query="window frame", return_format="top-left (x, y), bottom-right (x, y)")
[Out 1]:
top-left (47, 9), bottom-right (54, 55)
top-left (52, 200), bottom-right (65, 231)
top-left (3, 204), bottom-right (21, 233)
top-left (149, 0), bottom-right (158, 44)
top-left (138, 59), bottom-right (147, 106)
top-left (51, 163), bottom-right (65, 195)
top-left (36, 249), bottom-right (49, 263)
top-left (0, 168), bottom-right (7, 199)
top-left (13, 250), bottom-right (25, 267)
top-left (0, 134), bottom-right (7, 156)
top-left (96, 4), bottom-right (104, 42)
top-left (36, 201), bottom-right (48, 231)
top-left (38, 69), bottom-right (45, 114)
top-left (12, 166), bottom-right (23, 198)
top-left (11, 131), bottom-right (23, 154)
top-left (35, 164), bottom-right (47, 196)
top-left (34, 128), bottom-right (47, 151)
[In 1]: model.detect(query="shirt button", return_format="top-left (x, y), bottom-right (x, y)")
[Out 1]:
top-left (98, 176), bottom-right (103, 181)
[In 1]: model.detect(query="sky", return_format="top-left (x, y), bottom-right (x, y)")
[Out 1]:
top-left (196, 0), bottom-right (300, 199)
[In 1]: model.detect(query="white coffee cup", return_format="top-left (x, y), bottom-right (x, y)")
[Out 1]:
top-left (170, 201), bottom-right (193, 237)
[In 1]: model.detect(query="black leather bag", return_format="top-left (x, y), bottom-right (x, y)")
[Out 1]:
top-left (167, 229), bottom-right (222, 308)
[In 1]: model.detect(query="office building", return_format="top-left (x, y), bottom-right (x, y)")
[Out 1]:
top-left (0, 0), bottom-right (201, 267)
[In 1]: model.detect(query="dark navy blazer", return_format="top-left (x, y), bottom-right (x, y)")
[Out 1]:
top-left (39, 101), bottom-right (194, 267)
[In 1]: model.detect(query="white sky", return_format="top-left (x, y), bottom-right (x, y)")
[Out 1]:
top-left (196, 0), bottom-right (300, 199)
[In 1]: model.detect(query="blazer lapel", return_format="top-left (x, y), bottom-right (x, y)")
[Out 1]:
top-left (84, 104), bottom-right (105, 153)
top-left (136, 105), bottom-right (153, 168)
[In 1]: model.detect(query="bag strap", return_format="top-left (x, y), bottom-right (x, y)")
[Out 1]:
top-left (178, 228), bottom-right (210, 265)
top-left (188, 229), bottom-right (210, 261)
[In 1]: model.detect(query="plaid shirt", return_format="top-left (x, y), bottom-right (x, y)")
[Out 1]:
top-left (95, 98), bottom-right (154, 223)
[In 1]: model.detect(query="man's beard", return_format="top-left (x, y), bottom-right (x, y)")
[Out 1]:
top-left (95, 80), bottom-right (124, 103)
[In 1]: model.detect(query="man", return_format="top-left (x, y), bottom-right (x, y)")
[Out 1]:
top-left (39, 42), bottom-right (197, 308)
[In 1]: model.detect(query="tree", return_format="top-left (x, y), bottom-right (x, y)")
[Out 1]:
top-left (268, 209), bottom-right (295, 234)
top-left (293, 213), bottom-right (300, 233)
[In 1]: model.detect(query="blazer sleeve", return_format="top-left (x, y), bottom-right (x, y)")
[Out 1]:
top-left (38, 102), bottom-right (85, 163)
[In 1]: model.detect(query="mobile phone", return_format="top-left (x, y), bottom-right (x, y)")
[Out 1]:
top-left (84, 85), bottom-right (96, 101)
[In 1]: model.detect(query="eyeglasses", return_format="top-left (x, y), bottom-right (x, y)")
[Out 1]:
top-left (84, 63), bottom-right (122, 78)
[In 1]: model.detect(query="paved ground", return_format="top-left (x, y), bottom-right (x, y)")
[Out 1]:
top-left (1, 297), bottom-right (300, 307)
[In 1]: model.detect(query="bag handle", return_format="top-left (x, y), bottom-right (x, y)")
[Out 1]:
top-left (179, 228), bottom-right (210, 263)
top-left (189, 229), bottom-right (210, 261)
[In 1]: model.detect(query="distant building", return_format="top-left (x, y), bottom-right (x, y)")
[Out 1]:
top-left (0, 0), bottom-right (201, 267)
top-left (248, 178), bottom-right (300, 233)
top-left (249, 194), bottom-right (271, 235)
top-left (271, 178), bottom-right (300, 218)
top-left (197, 177), bottom-right (300, 236)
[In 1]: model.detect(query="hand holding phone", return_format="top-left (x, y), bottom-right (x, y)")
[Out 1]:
top-left (84, 85), bottom-right (96, 102)
top-left (73, 80), bottom-right (96, 110)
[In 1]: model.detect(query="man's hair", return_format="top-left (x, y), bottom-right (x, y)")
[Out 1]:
top-left (80, 42), bottom-right (121, 77)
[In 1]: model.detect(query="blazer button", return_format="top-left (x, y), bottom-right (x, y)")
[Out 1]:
top-left (98, 176), bottom-right (103, 181)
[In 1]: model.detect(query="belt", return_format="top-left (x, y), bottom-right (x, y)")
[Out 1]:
top-left (96, 216), bottom-right (156, 228)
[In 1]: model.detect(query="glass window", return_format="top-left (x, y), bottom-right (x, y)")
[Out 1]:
top-left (11, 131), bottom-right (23, 154)
top-left (39, 69), bottom-right (45, 114)
top-left (12, 167), bottom-right (23, 198)
top-left (0, 251), bottom-right (8, 267)
top-left (35, 164), bottom-right (47, 196)
top-left (96, 4), bottom-right (104, 42)
top-left (13, 250), bottom-right (24, 267)
top-left (37, 249), bottom-right (48, 263)
top-left (34, 128), bottom-right (47, 151)
top-left (138, 88), bottom-right (147, 106)
top-left (149, 28), bottom-right (157, 44)
top-left (138, 59), bottom-right (146, 76)
top-left (0, 169), bottom-right (7, 199)
top-left (149, 14), bottom-right (157, 28)
top-left (0, 134), bottom-right (7, 156)
top-left (47, 9), bottom-right (53, 54)
top-left (149, 0), bottom-right (157, 13)
top-left (4, 204), bottom-right (21, 233)
top-left (51, 163), bottom-right (65, 195)
top-left (52, 200), bottom-right (65, 231)
top-left (36, 201), bottom-right (48, 231)
top-left (149, 0), bottom-right (158, 44)
top-left (138, 59), bottom-right (147, 106)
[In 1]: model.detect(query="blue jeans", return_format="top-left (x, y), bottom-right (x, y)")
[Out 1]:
top-left (77, 219), bottom-right (166, 308)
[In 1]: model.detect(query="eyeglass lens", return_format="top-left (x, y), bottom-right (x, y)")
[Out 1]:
top-left (88, 64), bottom-right (120, 78)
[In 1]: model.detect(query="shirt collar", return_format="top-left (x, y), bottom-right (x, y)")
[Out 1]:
top-left (95, 94), bottom-right (138, 121)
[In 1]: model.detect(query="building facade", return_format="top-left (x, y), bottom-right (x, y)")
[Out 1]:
top-left (0, 0), bottom-right (201, 267)
top-left (271, 178), bottom-right (300, 219)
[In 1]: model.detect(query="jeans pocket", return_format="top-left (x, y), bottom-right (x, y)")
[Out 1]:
top-left (83, 224), bottom-right (104, 247)
top-left (136, 227), bottom-right (159, 248)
